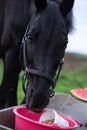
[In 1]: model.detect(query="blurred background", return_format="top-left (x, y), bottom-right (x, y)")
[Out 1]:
top-left (66, 0), bottom-right (87, 55)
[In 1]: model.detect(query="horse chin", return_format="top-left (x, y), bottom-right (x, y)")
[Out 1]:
top-left (26, 103), bottom-right (46, 113)
top-left (28, 106), bottom-right (43, 113)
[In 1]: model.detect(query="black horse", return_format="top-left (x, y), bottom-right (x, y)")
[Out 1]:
top-left (0, 0), bottom-right (74, 112)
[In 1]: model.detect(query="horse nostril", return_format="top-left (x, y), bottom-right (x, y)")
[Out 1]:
top-left (30, 88), bottom-right (34, 97)
top-left (31, 88), bottom-right (33, 93)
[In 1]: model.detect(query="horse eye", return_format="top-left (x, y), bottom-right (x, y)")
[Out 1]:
top-left (28, 35), bottom-right (32, 41)
top-left (27, 34), bottom-right (33, 44)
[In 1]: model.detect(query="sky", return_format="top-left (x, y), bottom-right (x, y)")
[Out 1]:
top-left (66, 0), bottom-right (87, 55)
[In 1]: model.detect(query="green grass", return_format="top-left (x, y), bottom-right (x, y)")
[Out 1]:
top-left (0, 59), bottom-right (87, 104)
top-left (17, 71), bottom-right (25, 104)
top-left (55, 65), bottom-right (87, 94)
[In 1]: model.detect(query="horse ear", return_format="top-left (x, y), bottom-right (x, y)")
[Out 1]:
top-left (34, 0), bottom-right (47, 11)
top-left (59, 0), bottom-right (75, 17)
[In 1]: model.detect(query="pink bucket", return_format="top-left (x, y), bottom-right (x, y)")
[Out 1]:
top-left (13, 106), bottom-right (82, 130)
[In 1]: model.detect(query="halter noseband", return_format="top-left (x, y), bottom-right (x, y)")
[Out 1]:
top-left (21, 25), bottom-right (64, 97)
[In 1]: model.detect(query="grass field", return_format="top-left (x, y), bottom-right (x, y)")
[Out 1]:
top-left (55, 65), bottom-right (87, 93)
top-left (0, 53), bottom-right (87, 104)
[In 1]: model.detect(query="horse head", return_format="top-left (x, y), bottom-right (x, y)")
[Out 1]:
top-left (22, 0), bottom-right (75, 112)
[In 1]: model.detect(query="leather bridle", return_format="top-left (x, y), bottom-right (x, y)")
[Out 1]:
top-left (21, 25), bottom-right (64, 98)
